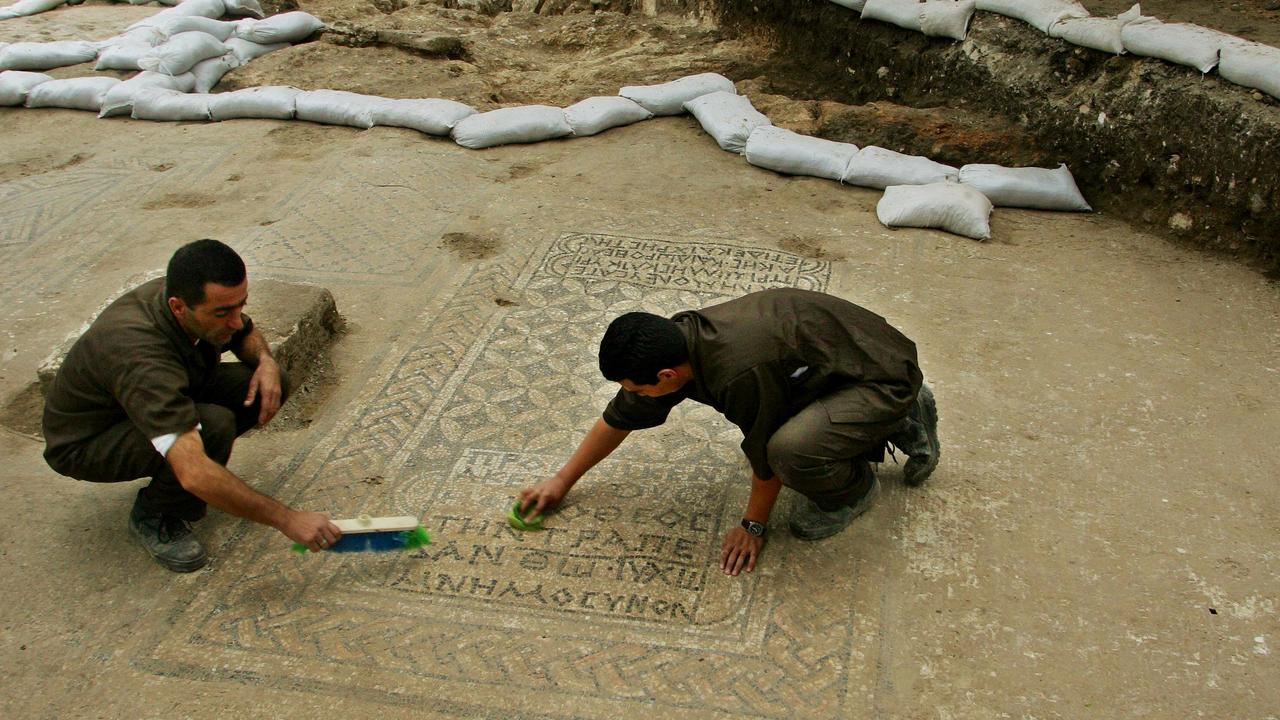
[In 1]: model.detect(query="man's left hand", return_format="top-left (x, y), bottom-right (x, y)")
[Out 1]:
top-left (720, 526), bottom-right (765, 577)
top-left (245, 357), bottom-right (283, 426)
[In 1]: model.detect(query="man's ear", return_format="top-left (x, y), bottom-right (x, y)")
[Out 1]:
top-left (656, 368), bottom-right (677, 382)
top-left (167, 296), bottom-right (187, 319)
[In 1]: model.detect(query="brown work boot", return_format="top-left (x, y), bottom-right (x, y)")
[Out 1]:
top-left (788, 473), bottom-right (882, 541)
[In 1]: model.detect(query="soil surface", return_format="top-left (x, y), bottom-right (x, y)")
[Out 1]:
top-left (1, 2), bottom-right (1278, 719)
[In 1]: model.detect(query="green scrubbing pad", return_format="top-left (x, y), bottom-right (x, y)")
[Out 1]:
top-left (507, 501), bottom-right (544, 531)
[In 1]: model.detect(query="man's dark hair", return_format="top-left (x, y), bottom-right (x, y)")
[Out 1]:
top-left (599, 312), bottom-right (689, 385)
top-left (165, 239), bottom-right (246, 306)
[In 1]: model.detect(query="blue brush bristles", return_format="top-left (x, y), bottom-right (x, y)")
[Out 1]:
top-left (291, 525), bottom-right (430, 554)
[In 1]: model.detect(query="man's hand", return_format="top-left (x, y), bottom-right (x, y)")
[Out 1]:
top-left (280, 510), bottom-right (342, 552)
top-left (518, 476), bottom-right (572, 522)
top-left (720, 526), bottom-right (765, 576)
top-left (245, 356), bottom-right (283, 426)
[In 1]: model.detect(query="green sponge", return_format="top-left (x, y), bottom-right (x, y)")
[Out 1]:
top-left (507, 501), bottom-right (544, 531)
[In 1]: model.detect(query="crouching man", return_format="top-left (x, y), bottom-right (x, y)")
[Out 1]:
top-left (42, 239), bottom-right (340, 572)
top-left (518, 288), bottom-right (940, 576)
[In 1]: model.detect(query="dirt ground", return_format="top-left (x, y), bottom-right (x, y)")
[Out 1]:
top-left (2, 2), bottom-right (1279, 719)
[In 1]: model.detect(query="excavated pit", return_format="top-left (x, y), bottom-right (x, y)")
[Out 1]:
top-left (712, 0), bottom-right (1280, 273)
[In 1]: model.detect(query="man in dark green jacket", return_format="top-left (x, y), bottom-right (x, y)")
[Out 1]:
top-left (518, 288), bottom-right (939, 577)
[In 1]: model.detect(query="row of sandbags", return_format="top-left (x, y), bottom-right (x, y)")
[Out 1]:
top-left (836, 0), bottom-right (1280, 101)
top-left (0, 67), bottom-right (1086, 240)
top-left (0, 9), bottom-right (321, 76)
top-left (0, 0), bottom-right (257, 20)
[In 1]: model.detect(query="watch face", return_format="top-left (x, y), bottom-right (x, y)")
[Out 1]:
top-left (741, 519), bottom-right (766, 536)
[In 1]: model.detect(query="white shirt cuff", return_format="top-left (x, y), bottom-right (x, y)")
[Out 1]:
top-left (151, 423), bottom-right (202, 457)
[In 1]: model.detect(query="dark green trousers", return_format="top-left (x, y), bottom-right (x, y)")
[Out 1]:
top-left (44, 363), bottom-right (288, 521)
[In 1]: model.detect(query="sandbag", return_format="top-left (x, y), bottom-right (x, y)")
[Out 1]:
top-left (563, 96), bottom-right (652, 137)
top-left (1219, 40), bottom-right (1280, 100)
top-left (131, 88), bottom-right (211, 121)
top-left (861, 0), bottom-right (923, 33)
top-left (294, 89), bottom-right (387, 128)
top-left (682, 91), bottom-right (771, 154)
top-left (234, 11), bottom-right (324, 44)
top-left (152, 16), bottom-right (241, 41)
top-left (0, 70), bottom-right (51, 106)
top-left (139, 31), bottom-right (229, 76)
top-left (25, 76), bottom-right (120, 112)
top-left (0, 41), bottom-right (97, 71)
top-left (0, 0), bottom-right (68, 20)
top-left (372, 97), bottom-right (476, 135)
top-left (190, 53), bottom-right (239, 93)
top-left (95, 39), bottom-right (158, 72)
top-left (744, 126), bottom-right (859, 181)
top-left (99, 71), bottom-right (195, 117)
top-left (223, 0), bottom-right (264, 17)
top-left (920, 0), bottom-right (977, 40)
top-left (140, 0), bottom-right (226, 23)
top-left (828, 0), bottom-right (867, 10)
top-left (974, 0), bottom-right (1089, 34)
top-left (1120, 20), bottom-right (1227, 73)
top-left (451, 105), bottom-right (573, 149)
top-left (842, 145), bottom-right (958, 189)
top-left (619, 72), bottom-right (736, 116)
top-left (208, 84), bottom-right (299, 120)
top-left (1048, 4), bottom-right (1145, 55)
top-left (958, 163), bottom-right (1090, 211)
top-left (876, 182), bottom-right (992, 240)
top-left (223, 37), bottom-right (288, 64)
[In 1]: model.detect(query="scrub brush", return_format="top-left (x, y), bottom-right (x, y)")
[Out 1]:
top-left (292, 515), bottom-right (431, 553)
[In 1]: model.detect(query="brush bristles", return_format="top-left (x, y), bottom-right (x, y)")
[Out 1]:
top-left (292, 525), bottom-right (431, 554)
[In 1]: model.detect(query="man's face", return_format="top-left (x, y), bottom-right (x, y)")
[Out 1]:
top-left (171, 279), bottom-right (248, 346)
top-left (619, 368), bottom-right (683, 398)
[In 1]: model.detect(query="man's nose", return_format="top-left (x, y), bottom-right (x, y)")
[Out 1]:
top-left (227, 311), bottom-right (244, 330)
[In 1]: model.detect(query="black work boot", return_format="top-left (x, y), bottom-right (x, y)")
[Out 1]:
top-left (891, 383), bottom-right (941, 486)
top-left (129, 498), bottom-right (207, 572)
top-left (789, 470), bottom-right (882, 541)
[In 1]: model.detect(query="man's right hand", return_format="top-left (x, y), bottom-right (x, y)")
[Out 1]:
top-left (518, 477), bottom-right (572, 522)
top-left (280, 510), bottom-right (342, 552)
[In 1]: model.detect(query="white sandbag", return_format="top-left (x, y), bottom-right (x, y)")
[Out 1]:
top-left (682, 91), bottom-right (772, 154)
top-left (234, 11), bottom-right (324, 44)
top-left (138, 31), bottom-right (229, 76)
top-left (208, 84), bottom-right (298, 120)
top-left (95, 39), bottom-right (158, 71)
top-left (223, 37), bottom-right (288, 64)
top-left (920, 0), bottom-right (977, 40)
top-left (25, 76), bottom-right (120, 111)
top-left (0, 0), bottom-right (68, 20)
top-left (143, 0), bottom-right (226, 22)
top-left (223, 0), bottom-right (264, 17)
top-left (1121, 20), bottom-right (1226, 73)
top-left (450, 105), bottom-right (573, 149)
top-left (563, 96), bottom-right (652, 137)
top-left (131, 88), bottom-right (211, 121)
top-left (152, 16), bottom-right (240, 41)
top-left (0, 41), bottom-right (97, 71)
top-left (0, 70), bottom-right (51, 106)
top-left (861, 0), bottom-right (923, 33)
top-left (842, 145), bottom-right (958, 189)
top-left (829, 0), bottom-right (867, 10)
top-left (958, 163), bottom-right (1090, 211)
top-left (619, 72), bottom-right (736, 116)
top-left (974, 0), bottom-right (1089, 34)
top-left (99, 71), bottom-right (195, 117)
top-left (1048, 4), bottom-right (1145, 55)
top-left (372, 97), bottom-right (476, 135)
top-left (294, 89), bottom-right (387, 128)
top-left (744, 126), bottom-right (858, 181)
top-left (877, 182), bottom-right (992, 240)
top-left (189, 53), bottom-right (239, 93)
top-left (1219, 40), bottom-right (1280, 100)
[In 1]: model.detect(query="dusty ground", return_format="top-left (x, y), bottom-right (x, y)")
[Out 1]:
top-left (2, 2), bottom-right (1279, 719)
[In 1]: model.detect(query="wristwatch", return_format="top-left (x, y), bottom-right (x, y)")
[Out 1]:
top-left (741, 519), bottom-right (767, 537)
